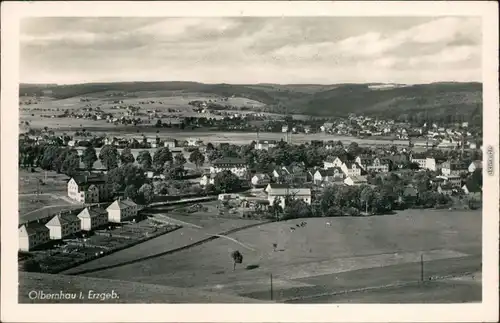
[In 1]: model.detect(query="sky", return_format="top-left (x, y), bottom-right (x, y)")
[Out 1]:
top-left (20, 17), bottom-right (482, 85)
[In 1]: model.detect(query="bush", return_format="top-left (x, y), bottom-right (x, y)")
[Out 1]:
top-left (22, 259), bottom-right (42, 272)
top-left (342, 207), bottom-right (361, 217)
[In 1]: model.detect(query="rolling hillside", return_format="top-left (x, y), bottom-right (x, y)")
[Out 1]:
top-left (20, 81), bottom-right (482, 120)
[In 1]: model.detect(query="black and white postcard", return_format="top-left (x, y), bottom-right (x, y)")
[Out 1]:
top-left (1, 1), bottom-right (498, 322)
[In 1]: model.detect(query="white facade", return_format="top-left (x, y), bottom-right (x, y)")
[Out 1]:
top-left (344, 176), bottom-right (368, 186)
top-left (468, 161), bottom-right (482, 173)
top-left (323, 157), bottom-right (345, 169)
top-left (67, 177), bottom-right (109, 204)
top-left (106, 199), bottom-right (138, 223)
top-left (200, 174), bottom-right (215, 187)
top-left (45, 214), bottom-right (81, 240)
top-left (268, 188), bottom-right (311, 209)
top-left (77, 207), bottom-right (108, 231)
top-left (19, 224), bottom-right (50, 252)
top-left (340, 162), bottom-right (362, 177)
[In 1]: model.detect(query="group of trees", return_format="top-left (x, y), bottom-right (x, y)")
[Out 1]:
top-left (271, 182), bottom-right (453, 221)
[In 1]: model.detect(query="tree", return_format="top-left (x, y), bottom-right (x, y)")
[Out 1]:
top-left (124, 184), bottom-right (138, 201)
top-left (189, 149), bottom-right (205, 169)
top-left (214, 170), bottom-right (240, 193)
top-left (152, 147), bottom-right (173, 172)
top-left (174, 153), bottom-right (187, 166)
top-left (360, 185), bottom-right (376, 214)
top-left (106, 164), bottom-right (146, 195)
top-left (269, 197), bottom-right (283, 221)
top-left (120, 147), bottom-right (135, 165)
top-left (99, 145), bottom-right (119, 170)
top-left (230, 250), bottom-right (243, 271)
top-left (81, 146), bottom-right (98, 171)
top-left (61, 150), bottom-right (80, 176)
top-left (138, 183), bottom-right (154, 205)
top-left (22, 259), bottom-right (42, 272)
top-left (136, 150), bottom-right (152, 170)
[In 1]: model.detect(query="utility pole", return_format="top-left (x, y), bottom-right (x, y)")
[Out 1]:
top-left (420, 254), bottom-right (424, 282)
top-left (270, 273), bottom-right (273, 301)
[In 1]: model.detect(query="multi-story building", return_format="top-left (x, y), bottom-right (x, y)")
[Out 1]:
top-left (18, 222), bottom-right (50, 252)
top-left (256, 140), bottom-right (277, 151)
top-left (67, 174), bottom-right (111, 204)
top-left (366, 157), bottom-right (390, 173)
top-left (106, 198), bottom-right (138, 223)
top-left (77, 206), bottom-right (108, 231)
top-left (210, 158), bottom-right (248, 178)
top-left (340, 162), bottom-right (362, 177)
top-left (441, 161), bottom-right (468, 176)
top-left (266, 184), bottom-right (311, 209)
top-left (45, 213), bottom-right (81, 240)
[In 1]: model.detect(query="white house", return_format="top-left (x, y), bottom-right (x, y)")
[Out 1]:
top-left (77, 206), bottom-right (108, 231)
top-left (45, 213), bottom-right (81, 240)
top-left (344, 175), bottom-right (368, 186)
top-left (67, 174), bottom-right (110, 204)
top-left (313, 168), bottom-right (343, 185)
top-left (340, 162), bottom-right (362, 177)
top-left (256, 140), bottom-right (277, 151)
top-left (210, 158), bottom-right (248, 178)
top-left (366, 157), bottom-right (390, 173)
top-left (410, 154), bottom-right (427, 169)
top-left (163, 138), bottom-right (177, 148)
top-left (251, 173), bottom-right (271, 187)
top-left (187, 138), bottom-right (203, 146)
top-left (441, 161), bottom-right (468, 176)
top-left (106, 199), bottom-right (138, 223)
top-left (200, 173), bottom-right (216, 187)
top-left (323, 156), bottom-right (347, 169)
top-left (468, 160), bottom-right (482, 173)
top-left (18, 222), bottom-right (50, 252)
top-left (281, 125), bottom-right (289, 133)
top-left (266, 184), bottom-right (311, 209)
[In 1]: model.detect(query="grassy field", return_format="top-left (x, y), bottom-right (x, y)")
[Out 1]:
top-left (19, 169), bottom-right (69, 194)
top-left (67, 209), bottom-right (481, 302)
top-left (19, 272), bottom-right (267, 303)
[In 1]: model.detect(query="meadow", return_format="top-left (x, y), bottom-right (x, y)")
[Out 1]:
top-left (65, 209), bottom-right (481, 302)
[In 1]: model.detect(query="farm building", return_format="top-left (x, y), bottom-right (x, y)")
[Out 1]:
top-left (267, 185), bottom-right (311, 209)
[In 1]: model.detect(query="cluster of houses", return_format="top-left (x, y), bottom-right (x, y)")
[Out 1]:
top-left (199, 148), bottom-right (483, 211)
top-left (18, 198), bottom-right (138, 252)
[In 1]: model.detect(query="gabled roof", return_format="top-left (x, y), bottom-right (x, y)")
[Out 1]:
top-left (19, 222), bottom-right (49, 235)
top-left (344, 161), bottom-right (362, 169)
top-left (46, 213), bottom-right (80, 227)
top-left (212, 158), bottom-right (247, 165)
top-left (267, 183), bottom-right (290, 190)
top-left (463, 180), bottom-right (482, 193)
top-left (106, 199), bottom-right (137, 211)
top-left (470, 160), bottom-right (483, 168)
top-left (268, 187), bottom-right (311, 196)
top-left (346, 175), bottom-right (367, 183)
top-left (257, 140), bottom-right (277, 144)
top-left (252, 173), bottom-right (270, 180)
top-left (78, 207), bottom-right (107, 218)
top-left (71, 174), bottom-right (107, 186)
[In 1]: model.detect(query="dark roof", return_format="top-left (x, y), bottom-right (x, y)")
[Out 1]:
top-left (20, 222), bottom-right (49, 235)
top-left (267, 183), bottom-right (290, 189)
top-left (72, 174), bottom-right (106, 186)
top-left (212, 158), bottom-right (247, 165)
top-left (464, 180), bottom-right (482, 193)
top-left (318, 169), bottom-right (337, 177)
top-left (258, 140), bottom-right (277, 144)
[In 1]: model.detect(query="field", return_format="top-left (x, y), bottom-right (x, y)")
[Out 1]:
top-left (65, 209), bottom-right (481, 302)
top-left (18, 169), bottom-right (80, 223)
top-left (19, 272), bottom-right (267, 303)
top-left (62, 202), bottom-right (264, 275)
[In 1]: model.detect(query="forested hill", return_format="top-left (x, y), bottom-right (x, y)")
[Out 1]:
top-left (20, 81), bottom-right (482, 122)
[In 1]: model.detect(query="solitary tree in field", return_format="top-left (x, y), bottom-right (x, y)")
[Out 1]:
top-left (81, 146), bottom-right (98, 171)
top-left (230, 250), bottom-right (243, 271)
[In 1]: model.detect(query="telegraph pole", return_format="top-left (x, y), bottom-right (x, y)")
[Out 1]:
top-left (420, 254), bottom-right (424, 282)
top-left (270, 273), bottom-right (274, 300)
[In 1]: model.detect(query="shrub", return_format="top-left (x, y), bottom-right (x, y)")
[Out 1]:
top-left (22, 259), bottom-right (42, 272)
